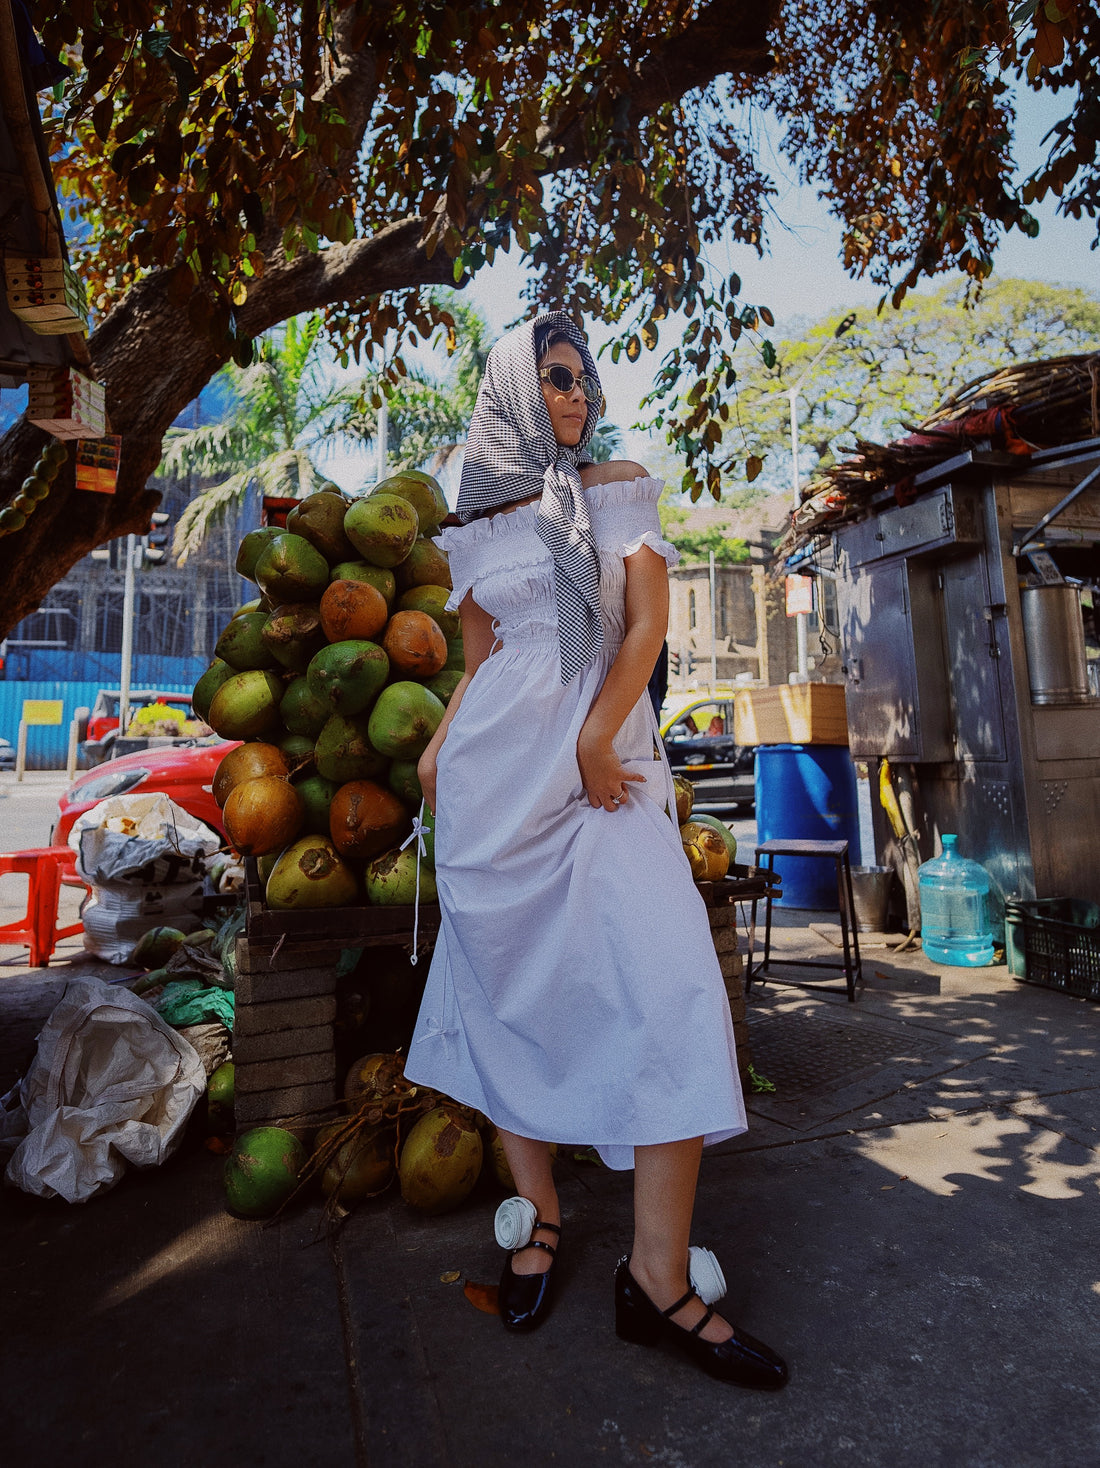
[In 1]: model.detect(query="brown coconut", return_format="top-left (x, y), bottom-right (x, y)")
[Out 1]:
top-left (319, 578), bottom-right (390, 643)
top-left (329, 779), bottom-right (410, 861)
top-left (213, 742), bottom-right (290, 807)
top-left (224, 775), bottom-right (305, 856)
top-left (381, 610), bottom-right (448, 678)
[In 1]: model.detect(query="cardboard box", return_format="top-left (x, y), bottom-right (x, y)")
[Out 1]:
top-left (733, 682), bottom-right (849, 746)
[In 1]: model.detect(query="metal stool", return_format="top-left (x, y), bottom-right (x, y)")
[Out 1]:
top-left (748, 839), bottom-right (862, 1002)
top-left (0, 846), bottom-right (88, 967)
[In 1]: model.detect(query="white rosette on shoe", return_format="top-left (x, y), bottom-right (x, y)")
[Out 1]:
top-left (688, 1245), bottom-right (727, 1305)
top-left (494, 1195), bottom-right (538, 1250)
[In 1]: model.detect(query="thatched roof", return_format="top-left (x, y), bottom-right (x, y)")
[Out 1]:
top-left (776, 352), bottom-right (1100, 562)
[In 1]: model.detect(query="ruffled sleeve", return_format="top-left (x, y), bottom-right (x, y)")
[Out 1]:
top-left (587, 475), bottom-right (680, 569)
top-left (435, 526), bottom-right (478, 612)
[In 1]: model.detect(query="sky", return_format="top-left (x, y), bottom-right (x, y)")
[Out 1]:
top-left (315, 78), bottom-right (1099, 502)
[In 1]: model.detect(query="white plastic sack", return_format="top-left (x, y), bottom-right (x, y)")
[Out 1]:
top-left (68, 792), bottom-right (222, 963)
top-left (69, 791), bottom-right (222, 890)
top-left (80, 883), bottom-right (206, 965)
top-left (0, 978), bottom-right (206, 1203)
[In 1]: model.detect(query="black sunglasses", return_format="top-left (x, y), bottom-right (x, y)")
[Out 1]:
top-left (538, 363), bottom-right (603, 406)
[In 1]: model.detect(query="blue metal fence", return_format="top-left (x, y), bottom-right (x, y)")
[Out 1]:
top-left (3, 649), bottom-right (209, 687)
top-left (0, 677), bottom-right (199, 769)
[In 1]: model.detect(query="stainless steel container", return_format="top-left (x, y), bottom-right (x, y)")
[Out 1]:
top-left (850, 865), bottom-right (893, 932)
top-left (1020, 585), bottom-right (1091, 705)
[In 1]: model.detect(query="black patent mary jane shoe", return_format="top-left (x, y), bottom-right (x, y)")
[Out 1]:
top-left (499, 1222), bottom-right (560, 1332)
top-left (614, 1256), bottom-right (788, 1391)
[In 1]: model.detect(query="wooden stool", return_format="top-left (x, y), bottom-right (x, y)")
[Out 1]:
top-left (0, 846), bottom-right (89, 967)
top-left (748, 839), bottom-right (861, 1002)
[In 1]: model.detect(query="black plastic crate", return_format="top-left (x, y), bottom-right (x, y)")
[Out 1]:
top-left (1005, 898), bottom-right (1100, 1003)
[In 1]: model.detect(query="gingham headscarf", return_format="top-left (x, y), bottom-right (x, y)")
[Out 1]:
top-left (456, 311), bottom-right (604, 684)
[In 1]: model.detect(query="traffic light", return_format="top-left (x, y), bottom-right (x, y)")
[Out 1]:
top-left (687, 652), bottom-right (698, 674)
top-left (142, 511), bottom-right (170, 565)
top-left (669, 649), bottom-right (682, 676)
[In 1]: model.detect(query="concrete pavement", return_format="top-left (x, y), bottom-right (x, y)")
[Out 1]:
top-left (1, 912), bottom-right (1098, 1467)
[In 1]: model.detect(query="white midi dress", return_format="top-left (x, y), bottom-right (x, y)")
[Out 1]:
top-left (404, 476), bottom-right (746, 1169)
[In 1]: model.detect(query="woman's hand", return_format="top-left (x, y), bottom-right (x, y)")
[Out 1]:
top-left (417, 747), bottom-right (439, 816)
top-left (577, 727), bottom-right (646, 812)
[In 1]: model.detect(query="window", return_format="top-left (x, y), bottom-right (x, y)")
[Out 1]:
top-left (688, 589), bottom-right (696, 629)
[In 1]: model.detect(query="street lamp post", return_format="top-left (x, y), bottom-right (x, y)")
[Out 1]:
top-left (776, 313), bottom-right (857, 679)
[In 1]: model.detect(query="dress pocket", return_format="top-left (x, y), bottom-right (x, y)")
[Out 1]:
top-left (621, 756), bottom-right (675, 813)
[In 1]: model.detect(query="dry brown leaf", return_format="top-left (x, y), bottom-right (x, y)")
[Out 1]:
top-left (881, 1185), bottom-right (894, 1191)
top-left (463, 1279), bottom-right (500, 1315)
top-left (440, 1270), bottom-right (461, 1284)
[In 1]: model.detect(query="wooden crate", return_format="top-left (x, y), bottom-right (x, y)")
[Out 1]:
top-left (733, 682), bottom-right (849, 746)
top-left (232, 861), bottom-right (440, 1127)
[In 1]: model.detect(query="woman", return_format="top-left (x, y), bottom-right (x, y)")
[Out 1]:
top-left (405, 312), bottom-right (787, 1391)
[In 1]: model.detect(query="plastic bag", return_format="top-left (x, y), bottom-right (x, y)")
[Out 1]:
top-left (155, 980), bottom-right (235, 1030)
top-left (0, 978), bottom-right (206, 1203)
top-left (70, 791), bottom-right (221, 889)
top-left (67, 792), bottom-right (222, 964)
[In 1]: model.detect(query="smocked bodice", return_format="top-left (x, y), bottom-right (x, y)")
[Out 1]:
top-left (438, 475), bottom-right (677, 651)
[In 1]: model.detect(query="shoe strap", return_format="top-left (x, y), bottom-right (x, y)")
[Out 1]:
top-left (533, 1220), bottom-right (561, 1236)
top-left (689, 1307), bottom-right (716, 1337)
top-left (661, 1288), bottom-right (697, 1320)
top-left (516, 1238), bottom-right (556, 1259)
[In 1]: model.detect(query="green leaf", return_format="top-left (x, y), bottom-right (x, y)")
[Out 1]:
top-left (761, 340), bottom-right (777, 369)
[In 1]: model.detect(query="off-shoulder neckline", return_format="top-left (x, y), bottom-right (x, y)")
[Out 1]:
top-left (441, 475), bottom-right (662, 541)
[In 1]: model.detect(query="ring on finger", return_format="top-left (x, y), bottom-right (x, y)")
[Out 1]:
top-left (611, 793), bottom-right (624, 804)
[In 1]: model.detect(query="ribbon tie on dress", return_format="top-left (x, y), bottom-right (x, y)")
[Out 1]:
top-left (399, 802), bottom-right (429, 965)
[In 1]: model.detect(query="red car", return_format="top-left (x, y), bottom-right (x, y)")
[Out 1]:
top-left (53, 737), bottom-right (238, 846)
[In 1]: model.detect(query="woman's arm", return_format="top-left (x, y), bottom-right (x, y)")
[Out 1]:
top-left (416, 591), bottom-right (497, 813)
top-left (577, 543), bottom-right (669, 812)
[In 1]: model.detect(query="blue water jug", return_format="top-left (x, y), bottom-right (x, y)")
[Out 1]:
top-left (918, 834), bottom-right (995, 966)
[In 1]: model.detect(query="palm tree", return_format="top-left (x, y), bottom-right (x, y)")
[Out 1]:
top-left (166, 314), bottom-right (351, 563)
top-left (327, 295), bottom-right (493, 479)
top-left (166, 295), bottom-right (494, 562)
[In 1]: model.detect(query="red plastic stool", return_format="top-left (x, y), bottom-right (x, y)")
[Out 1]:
top-left (0, 846), bottom-right (90, 967)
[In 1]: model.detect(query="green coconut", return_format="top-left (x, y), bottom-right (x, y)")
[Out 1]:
top-left (396, 584), bottom-right (460, 640)
top-left (207, 1061), bottom-right (235, 1133)
top-left (292, 772), bottom-right (340, 834)
top-left (224, 1126), bottom-right (306, 1219)
top-left (344, 493), bottom-right (418, 568)
top-left (265, 836), bottom-right (359, 909)
top-left (370, 471), bottom-right (447, 537)
top-left (443, 635), bottom-right (465, 672)
top-left (261, 602), bottom-right (327, 672)
top-left (394, 536), bottom-right (453, 593)
top-left (129, 925), bottom-right (187, 969)
top-left (690, 813), bottom-right (738, 866)
top-left (207, 670), bottom-right (285, 740)
top-left (285, 490), bottom-right (356, 564)
top-left (328, 561), bottom-right (397, 606)
top-left (398, 1106), bottom-right (483, 1215)
top-left (254, 532), bottom-right (330, 604)
top-left (235, 526), bottom-right (284, 581)
top-left (314, 712), bottom-right (388, 783)
top-left (388, 759), bottom-right (422, 806)
top-left (277, 731), bottom-right (316, 764)
top-left (423, 668), bottom-right (463, 705)
top-left (192, 660), bottom-right (235, 722)
top-left (280, 675), bottom-right (331, 737)
top-left (316, 1122), bottom-right (396, 1203)
top-left (215, 610), bottom-right (279, 671)
top-left (367, 681), bottom-right (445, 759)
top-left (365, 845), bottom-right (438, 905)
top-left (306, 639), bottom-right (390, 717)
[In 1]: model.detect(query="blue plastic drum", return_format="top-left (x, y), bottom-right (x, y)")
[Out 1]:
top-left (754, 744), bottom-right (861, 908)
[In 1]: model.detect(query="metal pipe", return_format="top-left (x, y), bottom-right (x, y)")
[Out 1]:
top-left (708, 550), bottom-right (717, 692)
top-left (119, 535), bottom-right (137, 735)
